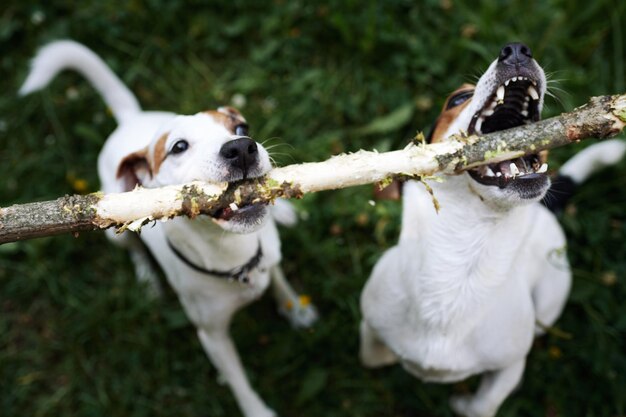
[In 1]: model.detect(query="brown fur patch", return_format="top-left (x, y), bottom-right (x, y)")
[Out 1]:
top-left (204, 107), bottom-right (247, 134)
top-left (218, 106), bottom-right (246, 121)
top-left (152, 132), bottom-right (170, 175)
top-left (429, 84), bottom-right (475, 143)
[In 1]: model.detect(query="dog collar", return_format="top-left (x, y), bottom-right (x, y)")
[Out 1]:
top-left (166, 239), bottom-right (263, 284)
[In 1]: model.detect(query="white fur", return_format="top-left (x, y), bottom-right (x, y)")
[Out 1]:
top-left (559, 139), bottom-right (626, 184)
top-left (21, 40), bottom-right (317, 417)
top-left (360, 54), bottom-right (571, 417)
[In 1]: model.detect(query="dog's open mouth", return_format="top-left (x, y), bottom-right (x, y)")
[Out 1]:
top-left (468, 76), bottom-right (546, 188)
top-left (214, 202), bottom-right (265, 222)
top-left (468, 154), bottom-right (547, 188)
top-left (210, 179), bottom-right (269, 233)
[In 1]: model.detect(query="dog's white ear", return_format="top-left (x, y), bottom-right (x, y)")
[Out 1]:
top-left (116, 148), bottom-right (152, 191)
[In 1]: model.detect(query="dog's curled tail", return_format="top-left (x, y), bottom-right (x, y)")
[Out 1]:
top-left (19, 40), bottom-right (141, 124)
top-left (270, 199), bottom-right (298, 227)
top-left (543, 139), bottom-right (626, 212)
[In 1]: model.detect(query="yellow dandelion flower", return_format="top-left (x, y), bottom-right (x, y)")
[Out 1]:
top-left (298, 295), bottom-right (311, 307)
top-left (72, 178), bottom-right (89, 193)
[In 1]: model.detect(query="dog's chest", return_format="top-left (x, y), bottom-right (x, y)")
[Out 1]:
top-left (390, 278), bottom-right (535, 382)
top-left (140, 221), bottom-right (275, 302)
top-left (175, 268), bottom-right (271, 327)
top-left (364, 221), bottom-right (537, 382)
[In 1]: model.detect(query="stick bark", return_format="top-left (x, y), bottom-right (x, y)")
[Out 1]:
top-left (1, 94), bottom-right (625, 244)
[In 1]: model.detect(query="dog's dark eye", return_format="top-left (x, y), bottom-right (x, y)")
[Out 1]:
top-left (446, 91), bottom-right (474, 109)
top-left (235, 124), bottom-right (249, 136)
top-left (170, 139), bottom-right (189, 155)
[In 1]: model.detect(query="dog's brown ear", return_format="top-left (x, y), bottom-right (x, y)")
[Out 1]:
top-left (116, 148), bottom-right (152, 191)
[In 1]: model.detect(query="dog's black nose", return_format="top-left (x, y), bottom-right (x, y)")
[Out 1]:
top-left (219, 137), bottom-right (259, 179)
top-left (498, 42), bottom-right (533, 65)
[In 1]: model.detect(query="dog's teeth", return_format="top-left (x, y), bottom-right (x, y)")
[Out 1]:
top-left (532, 80), bottom-right (537, 86)
top-left (496, 85), bottom-right (505, 101)
top-left (482, 108), bottom-right (494, 117)
top-left (528, 85), bottom-right (539, 100)
top-left (521, 109), bottom-right (529, 117)
top-left (537, 163), bottom-right (548, 173)
top-left (510, 163), bottom-right (519, 176)
top-left (485, 167), bottom-right (495, 177)
top-left (496, 172), bottom-right (502, 177)
top-left (512, 76), bottom-right (518, 82)
top-left (229, 203), bottom-right (239, 211)
top-left (504, 80), bottom-right (510, 87)
top-left (475, 117), bottom-right (483, 133)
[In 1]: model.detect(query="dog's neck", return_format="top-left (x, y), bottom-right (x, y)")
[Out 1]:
top-left (163, 216), bottom-right (262, 272)
top-left (400, 175), bottom-right (535, 328)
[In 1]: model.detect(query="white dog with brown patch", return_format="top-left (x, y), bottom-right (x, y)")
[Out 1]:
top-left (20, 40), bottom-right (317, 417)
top-left (360, 43), bottom-right (625, 417)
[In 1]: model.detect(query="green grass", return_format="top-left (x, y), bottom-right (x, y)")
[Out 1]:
top-left (1, 1), bottom-right (625, 416)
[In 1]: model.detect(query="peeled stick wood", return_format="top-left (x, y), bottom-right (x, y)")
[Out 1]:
top-left (1, 94), bottom-right (625, 244)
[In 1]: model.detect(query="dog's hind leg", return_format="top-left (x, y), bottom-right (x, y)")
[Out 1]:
top-left (359, 320), bottom-right (398, 368)
top-left (450, 359), bottom-right (525, 417)
top-left (270, 265), bottom-right (318, 328)
top-left (197, 326), bottom-right (276, 417)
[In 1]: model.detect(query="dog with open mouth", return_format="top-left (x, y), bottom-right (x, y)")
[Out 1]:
top-left (20, 40), bottom-right (318, 417)
top-left (359, 42), bottom-right (624, 417)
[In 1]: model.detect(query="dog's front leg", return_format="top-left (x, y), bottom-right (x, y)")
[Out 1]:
top-left (450, 359), bottom-right (525, 417)
top-left (197, 327), bottom-right (276, 417)
top-left (270, 265), bottom-right (318, 328)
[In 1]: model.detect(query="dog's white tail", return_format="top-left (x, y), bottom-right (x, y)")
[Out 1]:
top-left (544, 139), bottom-right (626, 212)
top-left (270, 199), bottom-right (298, 227)
top-left (559, 139), bottom-right (626, 184)
top-left (19, 40), bottom-right (141, 124)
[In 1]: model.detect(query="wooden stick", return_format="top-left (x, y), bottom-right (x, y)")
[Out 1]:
top-left (1, 94), bottom-right (624, 244)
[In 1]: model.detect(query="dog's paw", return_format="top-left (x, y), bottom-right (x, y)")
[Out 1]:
top-left (279, 295), bottom-right (319, 329)
top-left (449, 395), bottom-right (496, 417)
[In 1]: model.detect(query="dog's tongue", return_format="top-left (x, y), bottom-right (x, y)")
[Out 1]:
top-left (217, 206), bottom-right (235, 221)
